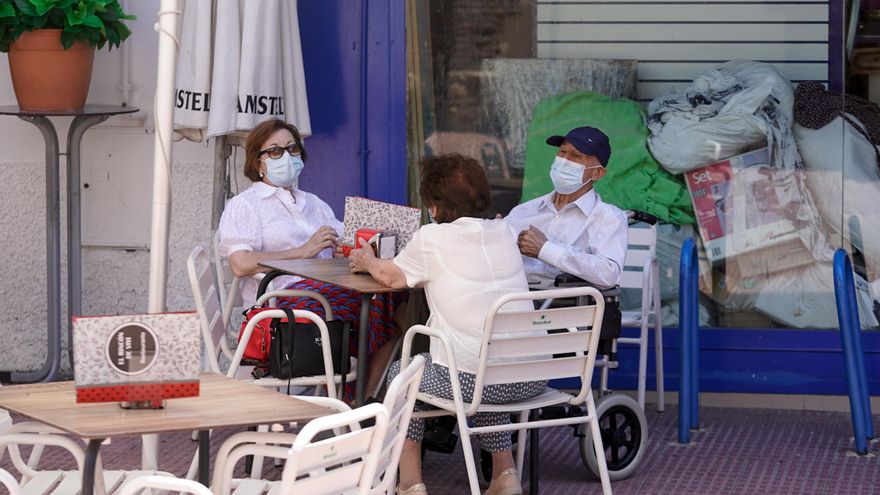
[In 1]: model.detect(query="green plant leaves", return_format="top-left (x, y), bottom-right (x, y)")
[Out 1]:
top-left (0, 0), bottom-right (135, 51)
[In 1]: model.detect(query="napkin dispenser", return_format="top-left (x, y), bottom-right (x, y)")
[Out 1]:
top-left (343, 228), bottom-right (396, 259)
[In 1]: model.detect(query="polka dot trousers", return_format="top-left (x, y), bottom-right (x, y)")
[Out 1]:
top-left (387, 353), bottom-right (546, 452)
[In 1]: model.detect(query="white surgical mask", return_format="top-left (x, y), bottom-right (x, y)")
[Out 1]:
top-left (549, 156), bottom-right (601, 194)
top-left (264, 153), bottom-right (304, 188)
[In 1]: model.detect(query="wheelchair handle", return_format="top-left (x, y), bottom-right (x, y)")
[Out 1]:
top-left (628, 210), bottom-right (658, 225)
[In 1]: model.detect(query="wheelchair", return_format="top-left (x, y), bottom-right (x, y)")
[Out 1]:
top-left (474, 210), bottom-right (657, 486)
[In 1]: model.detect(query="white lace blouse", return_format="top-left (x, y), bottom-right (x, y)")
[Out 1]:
top-left (217, 181), bottom-right (344, 306)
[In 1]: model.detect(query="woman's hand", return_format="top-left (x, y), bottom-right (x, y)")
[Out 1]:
top-left (301, 226), bottom-right (339, 258)
top-left (349, 238), bottom-right (408, 288)
top-left (349, 238), bottom-right (375, 273)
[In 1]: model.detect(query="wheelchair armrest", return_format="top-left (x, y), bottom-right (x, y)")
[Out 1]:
top-left (553, 273), bottom-right (587, 287)
top-left (553, 274), bottom-right (621, 298)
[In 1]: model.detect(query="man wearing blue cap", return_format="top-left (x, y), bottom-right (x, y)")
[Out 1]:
top-left (505, 126), bottom-right (628, 289)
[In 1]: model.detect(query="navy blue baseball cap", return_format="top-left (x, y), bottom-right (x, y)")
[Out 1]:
top-left (546, 126), bottom-right (612, 167)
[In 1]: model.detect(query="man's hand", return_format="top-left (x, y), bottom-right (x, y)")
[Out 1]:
top-left (349, 237), bottom-right (375, 273)
top-left (518, 225), bottom-right (548, 258)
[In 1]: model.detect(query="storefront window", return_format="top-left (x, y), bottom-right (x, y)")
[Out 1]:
top-left (406, 0), bottom-right (879, 331)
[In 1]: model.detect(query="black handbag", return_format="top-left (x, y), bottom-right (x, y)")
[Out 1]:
top-left (267, 307), bottom-right (351, 379)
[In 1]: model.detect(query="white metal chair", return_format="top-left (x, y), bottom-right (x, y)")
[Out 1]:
top-left (210, 403), bottom-right (389, 495)
top-left (0, 409), bottom-right (11, 436)
top-left (201, 395), bottom-right (352, 488)
top-left (616, 222), bottom-right (664, 412)
top-left (372, 354), bottom-right (426, 495)
top-left (0, 421), bottom-right (171, 495)
top-left (0, 467), bottom-right (22, 495)
top-left (187, 246), bottom-right (358, 481)
top-left (117, 474), bottom-right (214, 495)
top-left (400, 287), bottom-right (612, 495)
top-left (187, 245), bottom-right (357, 395)
top-left (203, 357), bottom-right (424, 495)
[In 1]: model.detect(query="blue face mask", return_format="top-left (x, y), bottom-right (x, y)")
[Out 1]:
top-left (264, 153), bottom-right (304, 188)
top-left (549, 156), bottom-right (601, 194)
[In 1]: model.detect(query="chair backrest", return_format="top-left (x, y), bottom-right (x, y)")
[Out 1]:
top-left (117, 475), bottom-right (213, 495)
top-left (372, 354), bottom-right (426, 494)
top-left (0, 421), bottom-right (114, 494)
top-left (279, 403), bottom-right (389, 495)
top-left (187, 245), bottom-right (226, 374)
top-left (620, 223), bottom-right (658, 311)
top-left (213, 230), bottom-right (244, 330)
top-left (0, 467), bottom-right (22, 495)
top-left (472, 286), bottom-right (605, 412)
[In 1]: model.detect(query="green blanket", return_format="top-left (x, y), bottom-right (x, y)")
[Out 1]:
top-left (521, 92), bottom-right (695, 225)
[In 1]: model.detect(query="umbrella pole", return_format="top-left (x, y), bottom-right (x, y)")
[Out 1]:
top-left (142, 0), bottom-right (181, 471)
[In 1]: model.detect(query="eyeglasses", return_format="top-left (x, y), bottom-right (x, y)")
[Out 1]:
top-left (258, 144), bottom-right (301, 159)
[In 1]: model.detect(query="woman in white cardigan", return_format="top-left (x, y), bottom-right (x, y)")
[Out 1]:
top-left (350, 154), bottom-right (540, 495)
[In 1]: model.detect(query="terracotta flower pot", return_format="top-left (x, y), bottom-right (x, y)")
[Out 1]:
top-left (8, 29), bottom-right (95, 111)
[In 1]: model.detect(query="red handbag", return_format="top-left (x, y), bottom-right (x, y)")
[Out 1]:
top-left (238, 306), bottom-right (309, 364)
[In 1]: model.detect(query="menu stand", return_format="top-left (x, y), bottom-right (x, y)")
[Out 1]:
top-left (0, 105), bottom-right (138, 383)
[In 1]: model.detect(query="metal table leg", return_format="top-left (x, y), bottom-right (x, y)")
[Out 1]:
top-left (198, 430), bottom-right (211, 485)
top-left (11, 116), bottom-right (61, 384)
top-left (355, 293), bottom-right (372, 406)
top-left (66, 114), bottom-right (111, 372)
top-left (83, 438), bottom-right (103, 495)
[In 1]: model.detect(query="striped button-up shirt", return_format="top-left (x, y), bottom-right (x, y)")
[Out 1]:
top-left (504, 190), bottom-right (628, 289)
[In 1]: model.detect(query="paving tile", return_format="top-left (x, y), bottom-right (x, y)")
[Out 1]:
top-left (2, 408), bottom-right (879, 495)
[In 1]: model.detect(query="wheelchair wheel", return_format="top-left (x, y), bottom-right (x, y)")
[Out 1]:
top-left (579, 393), bottom-right (647, 481)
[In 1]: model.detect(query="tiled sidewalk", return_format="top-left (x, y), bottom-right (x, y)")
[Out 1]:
top-left (2, 405), bottom-right (878, 494)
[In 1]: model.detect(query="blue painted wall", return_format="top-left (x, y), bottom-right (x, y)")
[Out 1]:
top-left (298, 0), bottom-right (407, 218)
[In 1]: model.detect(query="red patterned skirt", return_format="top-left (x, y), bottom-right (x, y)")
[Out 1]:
top-left (276, 278), bottom-right (400, 356)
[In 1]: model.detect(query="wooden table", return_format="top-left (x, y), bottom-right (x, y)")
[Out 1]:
top-left (0, 373), bottom-right (336, 493)
top-left (258, 258), bottom-right (403, 406)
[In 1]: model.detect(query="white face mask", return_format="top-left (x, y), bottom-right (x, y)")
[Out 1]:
top-left (264, 153), bottom-right (304, 188)
top-left (549, 156), bottom-right (601, 194)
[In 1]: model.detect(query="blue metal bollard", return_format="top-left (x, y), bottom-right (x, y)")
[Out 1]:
top-left (846, 268), bottom-right (875, 440)
top-left (689, 248), bottom-right (700, 430)
top-left (832, 249), bottom-right (870, 455)
top-left (678, 237), bottom-right (699, 444)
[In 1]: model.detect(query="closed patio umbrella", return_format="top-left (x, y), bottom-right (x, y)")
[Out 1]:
top-left (145, 0), bottom-right (310, 471)
top-left (174, 0), bottom-right (311, 142)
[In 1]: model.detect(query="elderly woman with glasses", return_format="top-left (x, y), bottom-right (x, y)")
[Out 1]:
top-left (350, 154), bottom-right (542, 495)
top-left (217, 118), bottom-right (399, 395)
